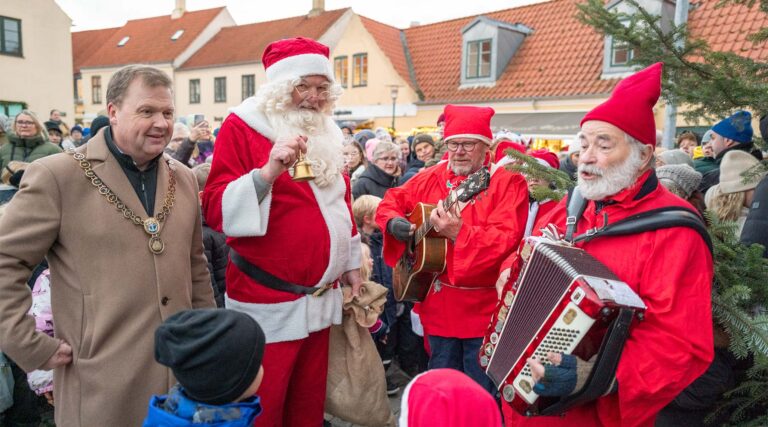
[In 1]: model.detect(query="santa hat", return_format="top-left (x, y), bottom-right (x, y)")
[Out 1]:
top-left (399, 369), bottom-right (502, 427)
top-left (581, 62), bottom-right (663, 146)
top-left (494, 141), bottom-right (526, 162)
top-left (443, 105), bottom-right (495, 145)
top-left (261, 37), bottom-right (334, 84)
top-left (530, 149), bottom-right (560, 169)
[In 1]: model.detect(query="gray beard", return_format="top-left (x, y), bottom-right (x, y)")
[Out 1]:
top-left (577, 147), bottom-right (644, 201)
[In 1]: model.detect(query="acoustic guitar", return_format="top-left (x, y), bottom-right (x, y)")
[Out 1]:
top-left (392, 167), bottom-right (491, 301)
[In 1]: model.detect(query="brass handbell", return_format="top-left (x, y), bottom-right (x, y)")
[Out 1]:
top-left (292, 151), bottom-right (315, 182)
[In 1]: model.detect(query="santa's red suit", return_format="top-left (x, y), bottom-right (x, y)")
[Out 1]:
top-left (376, 161), bottom-right (528, 339)
top-left (202, 37), bottom-right (359, 427)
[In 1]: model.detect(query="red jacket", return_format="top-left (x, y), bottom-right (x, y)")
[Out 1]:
top-left (376, 162), bottom-right (528, 338)
top-left (503, 170), bottom-right (714, 427)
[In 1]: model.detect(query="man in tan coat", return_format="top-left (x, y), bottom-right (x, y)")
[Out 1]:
top-left (0, 65), bottom-right (214, 426)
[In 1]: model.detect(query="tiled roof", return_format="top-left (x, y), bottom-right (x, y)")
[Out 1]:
top-left (400, 0), bottom-right (768, 104)
top-left (402, 0), bottom-right (617, 103)
top-left (78, 7), bottom-right (225, 69)
top-left (688, 0), bottom-right (768, 60)
top-left (180, 9), bottom-right (348, 69)
top-left (72, 27), bottom-right (119, 74)
top-left (359, 16), bottom-right (413, 88)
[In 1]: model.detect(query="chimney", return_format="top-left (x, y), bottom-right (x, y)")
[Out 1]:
top-left (308, 0), bottom-right (324, 17)
top-left (409, 21), bottom-right (421, 28)
top-left (171, 0), bottom-right (185, 19)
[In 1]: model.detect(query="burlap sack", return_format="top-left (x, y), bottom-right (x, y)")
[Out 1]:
top-left (325, 283), bottom-right (395, 426)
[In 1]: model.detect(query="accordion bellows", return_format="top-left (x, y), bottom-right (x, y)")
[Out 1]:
top-left (482, 237), bottom-right (645, 416)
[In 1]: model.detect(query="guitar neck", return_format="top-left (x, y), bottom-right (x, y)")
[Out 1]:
top-left (413, 197), bottom-right (457, 244)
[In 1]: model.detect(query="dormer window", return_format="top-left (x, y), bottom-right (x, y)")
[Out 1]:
top-left (117, 36), bottom-right (130, 47)
top-left (171, 30), bottom-right (184, 41)
top-left (602, 0), bottom-right (673, 78)
top-left (460, 16), bottom-right (532, 88)
top-left (466, 40), bottom-right (492, 79)
top-left (610, 39), bottom-right (633, 66)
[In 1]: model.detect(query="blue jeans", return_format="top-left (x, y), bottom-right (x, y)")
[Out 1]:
top-left (427, 335), bottom-right (496, 395)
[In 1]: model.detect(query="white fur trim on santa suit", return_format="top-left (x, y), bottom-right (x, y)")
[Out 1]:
top-left (309, 177), bottom-right (355, 285)
top-left (225, 288), bottom-right (343, 344)
top-left (266, 53), bottom-right (335, 84)
top-left (229, 97), bottom-right (277, 141)
top-left (221, 171), bottom-right (272, 237)
top-left (347, 233), bottom-right (362, 271)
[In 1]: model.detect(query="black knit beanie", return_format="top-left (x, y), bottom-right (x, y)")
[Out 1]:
top-left (154, 309), bottom-right (265, 405)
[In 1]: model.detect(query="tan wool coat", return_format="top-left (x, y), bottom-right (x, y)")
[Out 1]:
top-left (0, 132), bottom-right (215, 427)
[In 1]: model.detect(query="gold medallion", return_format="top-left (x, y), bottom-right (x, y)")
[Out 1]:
top-left (144, 217), bottom-right (160, 235)
top-left (149, 236), bottom-right (165, 254)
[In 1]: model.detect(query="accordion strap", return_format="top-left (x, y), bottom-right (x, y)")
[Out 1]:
top-left (574, 206), bottom-right (713, 254)
top-left (564, 187), bottom-right (587, 243)
top-left (539, 308), bottom-right (635, 416)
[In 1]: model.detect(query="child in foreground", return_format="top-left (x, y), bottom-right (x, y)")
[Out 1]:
top-left (143, 309), bottom-right (265, 426)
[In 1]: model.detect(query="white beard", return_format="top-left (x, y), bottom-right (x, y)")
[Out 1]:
top-left (266, 108), bottom-right (344, 188)
top-left (577, 146), bottom-right (644, 201)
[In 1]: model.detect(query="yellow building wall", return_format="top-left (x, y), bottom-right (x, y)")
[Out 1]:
top-left (331, 13), bottom-right (419, 132)
top-left (0, 0), bottom-right (74, 123)
top-left (174, 64), bottom-right (266, 128)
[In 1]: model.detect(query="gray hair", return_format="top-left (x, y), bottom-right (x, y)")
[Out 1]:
top-left (626, 132), bottom-right (655, 169)
top-left (372, 140), bottom-right (400, 161)
top-left (107, 65), bottom-right (173, 106)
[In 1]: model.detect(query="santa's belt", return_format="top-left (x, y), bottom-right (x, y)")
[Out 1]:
top-left (230, 250), bottom-right (335, 297)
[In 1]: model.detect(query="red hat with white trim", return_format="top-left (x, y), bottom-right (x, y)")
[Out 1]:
top-left (443, 105), bottom-right (495, 146)
top-left (399, 369), bottom-right (502, 427)
top-left (261, 37), bottom-right (334, 84)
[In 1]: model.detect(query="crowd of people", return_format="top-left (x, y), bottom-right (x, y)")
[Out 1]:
top-left (0, 36), bottom-right (766, 427)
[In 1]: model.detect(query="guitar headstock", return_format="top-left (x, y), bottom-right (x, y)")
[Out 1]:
top-left (453, 167), bottom-right (491, 202)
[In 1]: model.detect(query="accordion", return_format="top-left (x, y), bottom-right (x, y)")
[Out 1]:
top-left (481, 236), bottom-right (646, 416)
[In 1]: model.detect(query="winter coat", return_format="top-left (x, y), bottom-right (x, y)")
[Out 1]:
top-left (0, 132), bottom-right (215, 427)
top-left (367, 230), bottom-right (396, 331)
top-left (143, 386), bottom-right (262, 427)
top-left (203, 219), bottom-right (229, 307)
top-left (376, 163), bottom-right (529, 338)
top-left (740, 174), bottom-right (768, 257)
top-left (0, 134), bottom-right (62, 172)
top-left (503, 170), bottom-right (713, 427)
top-left (399, 158), bottom-right (425, 185)
top-left (352, 163), bottom-right (399, 199)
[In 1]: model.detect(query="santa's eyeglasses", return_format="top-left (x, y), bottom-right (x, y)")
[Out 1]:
top-left (294, 84), bottom-right (331, 100)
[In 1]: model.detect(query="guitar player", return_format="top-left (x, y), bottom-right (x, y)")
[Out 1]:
top-left (376, 104), bottom-right (530, 394)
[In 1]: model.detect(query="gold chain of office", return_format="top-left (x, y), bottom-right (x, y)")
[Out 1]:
top-left (69, 151), bottom-right (176, 255)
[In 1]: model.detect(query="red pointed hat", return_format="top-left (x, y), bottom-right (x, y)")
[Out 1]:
top-left (443, 105), bottom-right (495, 145)
top-left (261, 37), bottom-right (334, 84)
top-left (581, 62), bottom-right (663, 146)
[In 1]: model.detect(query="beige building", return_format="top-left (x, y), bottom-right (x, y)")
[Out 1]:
top-left (73, 4), bottom-right (234, 125)
top-left (0, 0), bottom-right (74, 123)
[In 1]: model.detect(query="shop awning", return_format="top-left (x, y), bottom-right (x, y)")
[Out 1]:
top-left (490, 111), bottom-right (586, 136)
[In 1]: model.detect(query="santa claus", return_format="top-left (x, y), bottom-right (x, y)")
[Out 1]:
top-left (202, 37), bottom-right (362, 426)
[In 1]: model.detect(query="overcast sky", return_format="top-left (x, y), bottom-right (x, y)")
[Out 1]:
top-left (55, 0), bottom-right (547, 32)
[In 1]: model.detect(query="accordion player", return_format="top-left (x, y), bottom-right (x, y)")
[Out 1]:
top-left (481, 235), bottom-right (646, 417)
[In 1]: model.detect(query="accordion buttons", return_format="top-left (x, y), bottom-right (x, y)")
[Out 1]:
top-left (504, 291), bottom-right (514, 306)
top-left (484, 343), bottom-right (494, 356)
top-left (490, 332), bottom-right (499, 344)
top-left (495, 320), bottom-right (504, 333)
top-left (479, 355), bottom-right (489, 367)
top-left (502, 384), bottom-right (516, 402)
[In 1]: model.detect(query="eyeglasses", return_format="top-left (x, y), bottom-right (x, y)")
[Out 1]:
top-left (294, 84), bottom-right (330, 100)
top-left (16, 120), bottom-right (35, 126)
top-left (446, 141), bottom-right (479, 152)
top-left (376, 156), bottom-right (399, 163)
top-left (343, 151), bottom-right (361, 158)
